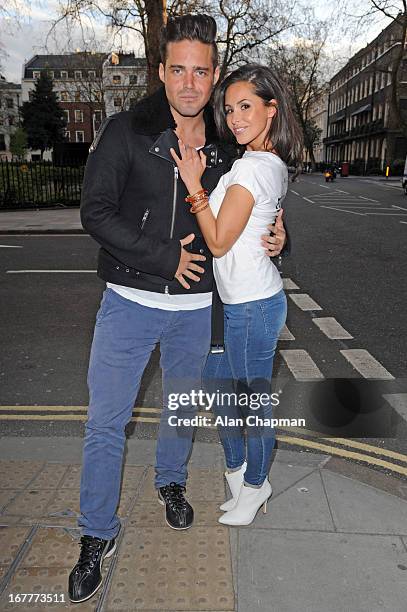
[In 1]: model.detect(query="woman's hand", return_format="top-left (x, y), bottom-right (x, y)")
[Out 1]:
top-left (261, 209), bottom-right (286, 257)
top-left (170, 139), bottom-right (207, 195)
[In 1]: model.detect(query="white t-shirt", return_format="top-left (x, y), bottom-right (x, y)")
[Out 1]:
top-left (209, 150), bottom-right (288, 305)
top-left (106, 284), bottom-right (212, 311)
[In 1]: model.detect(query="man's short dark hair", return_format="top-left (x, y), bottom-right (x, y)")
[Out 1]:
top-left (159, 14), bottom-right (218, 68)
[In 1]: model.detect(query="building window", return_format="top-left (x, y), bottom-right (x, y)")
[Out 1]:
top-left (88, 70), bottom-right (96, 79)
top-left (114, 97), bottom-right (122, 107)
top-left (113, 75), bottom-right (121, 84)
top-left (49, 71), bottom-right (54, 79)
top-left (76, 131), bottom-right (85, 142)
top-left (74, 110), bottom-right (83, 123)
top-left (129, 75), bottom-right (138, 85)
top-left (93, 110), bottom-right (102, 123)
top-left (75, 70), bottom-right (82, 79)
top-left (6, 98), bottom-right (14, 109)
top-left (61, 70), bottom-right (68, 79)
top-left (75, 91), bottom-right (81, 102)
top-left (28, 91), bottom-right (33, 101)
top-left (61, 91), bottom-right (69, 101)
top-left (94, 91), bottom-right (102, 102)
top-left (33, 71), bottom-right (41, 79)
top-left (63, 109), bottom-right (70, 123)
top-left (8, 116), bottom-right (14, 126)
top-left (64, 130), bottom-right (70, 141)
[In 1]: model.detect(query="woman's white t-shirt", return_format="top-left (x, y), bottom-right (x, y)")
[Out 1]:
top-left (209, 150), bottom-right (288, 305)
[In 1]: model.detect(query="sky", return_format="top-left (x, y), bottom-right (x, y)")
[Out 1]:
top-left (0, 0), bottom-right (394, 84)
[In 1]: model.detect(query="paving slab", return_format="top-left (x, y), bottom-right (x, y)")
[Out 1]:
top-left (28, 464), bottom-right (69, 489)
top-left (106, 525), bottom-right (234, 610)
top-left (256, 470), bottom-right (335, 531)
top-left (129, 500), bottom-right (223, 527)
top-left (268, 461), bottom-right (316, 497)
top-left (321, 470), bottom-right (407, 534)
top-left (0, 526), bottom-right (31, 567)
top-left (0, 208), bottom-right (83, 234)
top-left (0, 462), bottom-right (44, 489)
top-left (238, 530), bottom-right (407, 612)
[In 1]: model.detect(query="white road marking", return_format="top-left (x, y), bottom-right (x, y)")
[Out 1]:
top-left (319, 184), bottom-right (330, 189)
top-left (290, 190), bottom-right (300, 196)
top-left (2, 234), bottom-right (88, 237)
top-left (335, 189), bottom-right (349, 194)
top-left (289, 293), bottom-right (322, 311)
top-left (280, 349), bottom-right (324, 380)
top-left (302, 197), bottom-right (315, 204)
top-left (364, 212), bottom-right (407, 216)
top-left (0, 245), bottom-right (23, 248)
top-left (279, 325), bottom-right (295, 341)
top-left (392, 204), bottom-right (407, 212)
top-left (400, 221), bottom-right (407, 225)
top-left (383, 394), bottom-right (407, 420)
top-left (359, 196), bottom-right (378, 202)
top-left (320, 206), bottom-right (365, 216)
top-left (340, 349), bottom-right (394, 380)
top-left (312, 317), bottom-right (353, 340)
top-left (7, 269), bottom-right (97, 273)
top-left (282, 278), bottom-right (299, 290)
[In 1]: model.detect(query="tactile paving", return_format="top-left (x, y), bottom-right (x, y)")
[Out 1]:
top-left (129, 501), bottom-right (223, 526)
top-left (0, 526), bottom-right (31, 566)
top-left (46, 488), bottom-right (135, 517)
top-left (29, 464), bottom-right (68, 489)
top-left (106, 526), bottom-right (234, 610)
top-left (59, 465), bottom-right (82, 489)
top-left (0, 567), bottom-right (102, 611)
top-left (4, 490), bottom-right (56, 517)
top-left (0, 462), bottom-right (43, 489)
top-left (0, 490), bottom-right (20, 512)
top-left (21, 527), bottom-right (80, 568)
top-left (140, 467), bottom-right (225, 501)
top-left (121, 465), bottom-right (145, 489)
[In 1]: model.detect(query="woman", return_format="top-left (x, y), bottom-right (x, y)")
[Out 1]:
top-left (170, 64), bottom-right (302, 526)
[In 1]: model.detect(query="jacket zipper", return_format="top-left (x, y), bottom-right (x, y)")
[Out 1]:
top-left (165, 166), bottom-right (179, 295)
top-left (140, 208), bottom-right (150, 230)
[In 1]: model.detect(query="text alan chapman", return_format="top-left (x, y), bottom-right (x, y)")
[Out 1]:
top-left (168, 415), bottom-right (306, 428)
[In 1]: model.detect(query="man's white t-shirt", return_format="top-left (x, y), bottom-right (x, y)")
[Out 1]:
top-left (209, 150), bottom-right (288, 305)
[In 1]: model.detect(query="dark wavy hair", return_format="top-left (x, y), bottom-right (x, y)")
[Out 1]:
top-left (213, 63), bottom-right (303, 165)
top-left (159, 14), bottom-right (218, 69)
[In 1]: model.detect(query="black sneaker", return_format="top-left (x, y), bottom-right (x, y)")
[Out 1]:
top-left (158, 482), bottom-right (194, 530)
top-left (68, 535), bottom-right (116, 603)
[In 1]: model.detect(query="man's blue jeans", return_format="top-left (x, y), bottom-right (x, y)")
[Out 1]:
top-left (203, 290), bottom-right (287, 486)
top-left (79, 288), bottom-right (211, 540)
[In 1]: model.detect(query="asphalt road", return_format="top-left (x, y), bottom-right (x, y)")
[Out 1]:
top-left (0, 174), bottom-right (406, 466)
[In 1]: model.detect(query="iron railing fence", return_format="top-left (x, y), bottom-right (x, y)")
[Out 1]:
top-left (0, 160), bottom-right (85, 209)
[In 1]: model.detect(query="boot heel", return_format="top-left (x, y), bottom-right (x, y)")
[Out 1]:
top-left (262, 500), bottom-right (268, 514)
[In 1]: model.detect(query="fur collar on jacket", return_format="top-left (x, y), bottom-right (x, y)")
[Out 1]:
top-left (131, 86), bottom-right (219, 144)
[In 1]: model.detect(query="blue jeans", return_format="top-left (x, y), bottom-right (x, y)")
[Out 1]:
top-left (79, 288), bottom-right (211, 539)
top-left (204, 290), bottom-right (287, 486)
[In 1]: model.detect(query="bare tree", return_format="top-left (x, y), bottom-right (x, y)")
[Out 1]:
top-left (269, 17), bottom-right (330, 168)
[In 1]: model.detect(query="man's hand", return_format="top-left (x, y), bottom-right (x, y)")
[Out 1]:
top-left (261, 209), bottom-right (286, 257)
top-left (175, 233), bottom-right (206, 289)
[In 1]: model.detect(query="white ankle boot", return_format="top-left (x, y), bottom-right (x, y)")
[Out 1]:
top-left (218, 478), bottom-right (272, 526)
top-left (220, 461), bottom-right (247, 512)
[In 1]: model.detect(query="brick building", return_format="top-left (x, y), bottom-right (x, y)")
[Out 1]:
top-left (324, 18), bottom-right (407, 173)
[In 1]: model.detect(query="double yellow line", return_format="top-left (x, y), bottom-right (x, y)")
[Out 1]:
top-left (1, 406), bottom-right (407, 477)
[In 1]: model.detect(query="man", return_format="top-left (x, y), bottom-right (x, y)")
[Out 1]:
top-left (69, 14), bottom-right (287, 604)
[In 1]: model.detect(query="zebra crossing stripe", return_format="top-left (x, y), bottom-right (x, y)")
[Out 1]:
top-left (383, 394), bottom-right (407, 420)
top-left (279, 349), bottom-right (324, 380)
top-left (340, 349), bottom-right (394, 380)
top-left (282, 278), bottom-right (299, 290)
top-left (289, 293), bottom-right (322, 311)
top-left (279, 325), bottom-right (295, 341)
top-left (312, 317), bottom-right (353, 340)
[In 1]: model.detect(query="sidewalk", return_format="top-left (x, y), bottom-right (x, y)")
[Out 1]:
top-left (0, 437), bottom-right (406, 611)
top-left (0, 208), bottom-right (83, 234)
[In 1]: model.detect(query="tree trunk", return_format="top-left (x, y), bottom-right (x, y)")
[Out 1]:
top-left (145, 0), bottom-right (167, 94)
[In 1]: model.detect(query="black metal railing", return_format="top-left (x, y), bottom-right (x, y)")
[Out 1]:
top-left (0, 160), bottom-right (85, 209)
